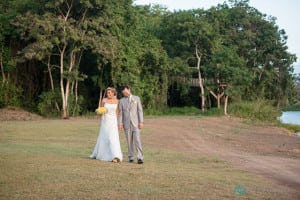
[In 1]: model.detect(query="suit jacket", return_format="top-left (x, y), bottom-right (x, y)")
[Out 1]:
top-left (118, 95), bottom-right (144, 130)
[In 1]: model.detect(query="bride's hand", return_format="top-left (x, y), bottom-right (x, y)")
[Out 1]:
top-left (118, 125), bottom-right (123, 131)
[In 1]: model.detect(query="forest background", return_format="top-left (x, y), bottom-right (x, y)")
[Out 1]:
top-left (1, 0), bottom-right (299, 119)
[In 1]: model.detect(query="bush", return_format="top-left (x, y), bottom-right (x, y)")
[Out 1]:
top-left (228, 100), bottom-right (280, 121)
top-left (38, 90), bottom-right (61, 117)
top-left (38, 90), bottom-right (85, 118)
top-left (68, 94), bottom-right (84, 117)
top-left (0, 82), bottom-right (22, 108)
top-left (282, 102), bottom-right (300, 111)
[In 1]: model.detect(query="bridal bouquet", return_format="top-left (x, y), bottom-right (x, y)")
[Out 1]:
top-left (95, 107), bottom-right (107, 115)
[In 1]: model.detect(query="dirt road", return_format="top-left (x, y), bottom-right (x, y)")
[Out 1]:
top-left (1, 107), bottom-right (299, 197)
top-left (143, 116), bottom-right (300, 196)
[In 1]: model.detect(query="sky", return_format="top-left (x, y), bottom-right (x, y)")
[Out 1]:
top-left (134, 0), bottom-right (300, 74)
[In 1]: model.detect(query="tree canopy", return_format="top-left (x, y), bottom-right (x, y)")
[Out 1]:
top-left (0, 0), bottom-right (298, 117)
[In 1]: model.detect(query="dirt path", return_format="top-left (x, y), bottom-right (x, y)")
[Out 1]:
top-left (2, 108), bottom-right (299, 196)
top-left (143, 116), bottom-right (300, 196)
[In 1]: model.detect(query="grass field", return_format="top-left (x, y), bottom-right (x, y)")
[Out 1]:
top-left (0, 119), bottom-right (288, 199)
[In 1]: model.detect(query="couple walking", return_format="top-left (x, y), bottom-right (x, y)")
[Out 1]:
top-left (89, 86), bottom-right (144, 164)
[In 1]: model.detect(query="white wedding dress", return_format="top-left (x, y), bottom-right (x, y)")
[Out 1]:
top-left (90, 103), bottom-right (123, 162)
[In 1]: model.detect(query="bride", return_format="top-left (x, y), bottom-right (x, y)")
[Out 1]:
top-left (89, 87), bottom-right (123, 163)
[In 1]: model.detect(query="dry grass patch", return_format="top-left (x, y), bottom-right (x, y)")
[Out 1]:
top-left (0, 119), bottom-right (290, 199)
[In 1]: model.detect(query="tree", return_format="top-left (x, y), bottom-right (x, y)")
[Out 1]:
top-left (204, 0), bottom-right (296, 108)
top-left (111, 4), bottom-right (170, 109)
top-left (160, 10), bottom-right (215, 111)
top-left (2, 0), bottom-right (298, 115)
top-left (14, 0), bottom-right (118, 118)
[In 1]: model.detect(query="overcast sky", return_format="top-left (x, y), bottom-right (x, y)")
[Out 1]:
top-left (134, 0), bottom-right (300, 73)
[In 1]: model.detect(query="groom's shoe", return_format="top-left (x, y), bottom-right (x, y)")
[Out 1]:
top-left (129, 159), bottom-right (134, 163)
top-left (137, 159), bottom-right (144, 164)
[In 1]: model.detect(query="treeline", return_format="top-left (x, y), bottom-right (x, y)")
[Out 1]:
top-left (0, 0), bottom-right (299, 118)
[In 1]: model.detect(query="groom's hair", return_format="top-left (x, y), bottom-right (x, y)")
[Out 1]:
top-left (120, 85), bottom-right (130, 91)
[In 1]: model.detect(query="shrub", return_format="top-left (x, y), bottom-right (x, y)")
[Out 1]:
top-left (228, 100), bottom-right (280, 121)
top-left (282, 102), bottom-right (300, 111)
top-left (38, 90), bottom-right (84, 117)
top-left (38, 90), bottom-right (61, 117)
top-left (68, 94), bottom-right (84, 117)
top-left (0, 82), bottom-right (22, 108)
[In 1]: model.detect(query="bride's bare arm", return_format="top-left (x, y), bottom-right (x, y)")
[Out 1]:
top-left (116, 100), bottom-right (120, 116)
top-left (101, 98), bottom-right (106, 107)
top-left (117, 100), bottom-right (123, 131)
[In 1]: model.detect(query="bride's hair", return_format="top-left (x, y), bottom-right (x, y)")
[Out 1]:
top-left (106, 87), bottom-right (117, 96)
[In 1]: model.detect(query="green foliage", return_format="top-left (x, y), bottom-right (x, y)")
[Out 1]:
top-left (282, 102), bottom-right (300, 111)
top-left (0, 83), bottom-right (22, 108)
top-left (37, 90), bottom-right (61, 117)
top-left (38, 90), bottom-right (84, 117)
top-left (68, 94), bottom-right (85, 117)
top-left (228, 100), bottom-right (280, 121)
top-left (111, 4), bottom-right (171, 110)
top-left (1, 0), bottom-right (298, 116)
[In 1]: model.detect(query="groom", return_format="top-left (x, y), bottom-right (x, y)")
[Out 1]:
top-left (118, 86), bottom-right (144, 164)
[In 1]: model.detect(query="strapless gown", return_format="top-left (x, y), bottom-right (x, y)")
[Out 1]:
top-left (90, 103), bottom-right (123, 162)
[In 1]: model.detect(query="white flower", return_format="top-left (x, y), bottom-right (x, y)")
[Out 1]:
top-left (130, 97), bottom-right (137, 104)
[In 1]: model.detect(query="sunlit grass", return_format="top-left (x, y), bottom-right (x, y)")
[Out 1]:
top-left (0, 119), bottom-right (288, 199)
top-left (276, 122), bottom-right (300, 133)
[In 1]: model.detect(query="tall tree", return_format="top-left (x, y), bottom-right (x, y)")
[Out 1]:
top-left (14, 0), bottom-right (118, 118)
top-left (111, 4), bottom-right (170, 109)
top-left (160, 10), bottom-right (214, 111)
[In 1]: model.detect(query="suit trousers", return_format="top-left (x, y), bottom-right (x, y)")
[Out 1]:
top-left (124, 124), bottom-right (143, 161)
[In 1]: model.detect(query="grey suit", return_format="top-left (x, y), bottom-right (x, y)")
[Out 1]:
top-left (118, 95), bottom-right (144, 161)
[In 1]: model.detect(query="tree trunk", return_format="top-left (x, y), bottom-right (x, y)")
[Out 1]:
top-left (60, 0), bottom-right (73, 119)
top-left (63, 50), bottom-right (76, 118)
top-left (98, 87), bottom-right (104, 107)
top-left (0, 48), bottom-right (7, 86)
top-left (60, 45), bottom-right (68, 119)
top-left (224, 95), bottom-right (229, 115)
top-left (218, 92), bottom-right (224, 108)
top-left (72, 80), bottom-right (78, 117)
top-left (47, 55), bottom-right (60, 112)
top-left (162, 72), bottom-right (168, 107)
top-left (72, 50), bottom-right (83, 116)
top-left (195, 44), bottom-right (205, 112)
top-left (209, 90), bottom-right (224, 108)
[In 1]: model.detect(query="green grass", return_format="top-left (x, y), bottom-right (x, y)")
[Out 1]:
top-left (144, 106), bottom-right (201, 116)
top-left (276, 122), bottom-right (300, 133)
top-left (242, 118), bottom-right (300, 133)
top-left (0, 119), bottom-right (288, 199)
top-left (145, 106), bottom-right (224, 116)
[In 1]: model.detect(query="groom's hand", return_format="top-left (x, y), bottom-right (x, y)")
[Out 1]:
top-left (138, 123), bottom-right (144, 129)
top-left (118, 125), bottom-right (123, 131)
